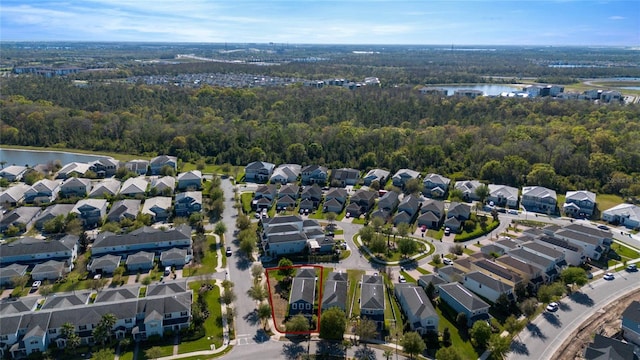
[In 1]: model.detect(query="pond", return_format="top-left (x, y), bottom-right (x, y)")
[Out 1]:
top-left (0, 148), bottom-right (109, 167)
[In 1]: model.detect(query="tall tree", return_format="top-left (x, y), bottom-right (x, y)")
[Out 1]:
top-left (257, 302), bottom-right (272, 330)
top-left (355, 317), bottom-right (377, 344)
top-left (319, 307), bottom-right (347, 340)
top-left (92, 313), bottom-right (116, 347)
top-left (401, 331), bottom-right (426, 359)
top-left (247, 283), bottom-right (268, 303)
top-left (285, 314), bottom-right (310, 332)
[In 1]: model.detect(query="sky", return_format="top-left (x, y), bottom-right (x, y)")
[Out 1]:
top-left (1, 0), bottom-right (639, 46)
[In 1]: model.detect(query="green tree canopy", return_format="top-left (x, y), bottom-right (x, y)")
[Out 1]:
top-left (319, 307), bottom-right (347, 340)
top-left (401, 331), bottom-right (426, 359)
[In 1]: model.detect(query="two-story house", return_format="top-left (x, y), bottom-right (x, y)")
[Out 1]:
top-left (392, 169), bottom-right (420, 189)
top-left (438, 283), bottom-right (490, 327)
top-left (321, 272), bottom-right (348, 311)
top-left (423, 173), bottom-right (451, 198)
top-left (142, 197), bottom-right (172, 222)
top-left (0, 234), bottom-right (78, 266)
top-left (107, 199), bottom-right (141, 223)
top-left (149, 155), bottom-right (178, 175)
top-left (417, 199), bottom-right (445, 229)
top-left (91, 224), bottom-right (192, 257)
top-left (394, 283), bottom-right (438, 335)
top-left (602, 203), bottom-right (640, 229)
top-left (360, 275), bottom-right (385, 329)
top-left (24, 179), bottom-right (61, 204)
top-left (563, 190), bottom-right (596, 218)
top-left (71, 199), bottom-right (107, 227)
top-left (245, 161), bottom-right (275, 183)
top-left (125, 159), bottom-right (149, 176)
top-left (301, 165), bottom-right (328, 185)
top-left (330, 168), bottom-right (360, 187)
top-left (521, 186), bottom-right (557, 214)
top-left (488, 184), bottom-right (519, 208)
top-left (270, 164), bottom-right (301, 185)
top-left (88, 178), bottom-right (121, 198)
top-left (89, 158), bottom-right (120, 178)
top-left (289, 268), bottom-right (317, 318)
top-left (177, 170), bottom-right (203, 191)
top-left (454, 180), bottom-right (483, 202)
top-left (174, 191), bottom-right (202, 217)
top-left (119, 176), bottom-right (149, 197)
top-left (363, 169), bottom-right (390, 187)
top-left (60, 177), bottom-right (92, 198)
top-left (462, 271), bottom-right (514, 303)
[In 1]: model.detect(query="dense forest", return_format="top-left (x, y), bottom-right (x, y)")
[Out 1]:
top-left (1, 75), bottom-right (639, 199)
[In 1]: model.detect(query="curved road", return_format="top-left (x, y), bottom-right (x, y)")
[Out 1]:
top-left (508, 270), bottom-right (640, 360)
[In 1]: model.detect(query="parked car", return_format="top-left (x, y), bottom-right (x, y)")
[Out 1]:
top-left (31, 280), bottom-right (42, 290)
top-left (626, 264), bottom-right (638, 272)
top-left (546, 302), bottom-right (559, 312)
top-left (421, 225), bottom-right (427, 232)
top-left (164, 266), bottom-right (172, 276)
top-left (507, 209), bottom-right (519, 215)
top-left (444, 227), bottom-right (451, 236)
top-left (603, 272), bottom-right (615, 280)
top-left (226, 246), bottom-right (232, 257)
top-left (398, 275), bottom-right (406, 283)
top-left (345, 212), bottom-right (351, 218)
top-left (443, 258), bottom-right (453, 266)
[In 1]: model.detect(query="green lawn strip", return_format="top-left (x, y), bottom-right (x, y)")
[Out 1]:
top-left (427, 229), bottom-right (443, 240)
top-left (137, 341), bottom-right (175, 359)
top-left (383, 280), bottom-right (403, 328)
top-left (462, 248), bottom-right (475, 255)
top-left (399, 270), bottom-right (416, 284)
top-left (428, 260), bottom-right (444, 269)
top-left (184, 235), bottom-right (218, 277)
top-left (179, 283), bottom-right (223, 353)
top-left (436, 302), bottom-right (478, 359)
top-left (416, 267), bottom-right (431, 275)
top-left (240, 193), bottom-right (253, 214)
top-left (172, 346), bottom-right (233, 360)
top-left (611, 242), bottom-right (640, 259)
top-left (351, 218), bottom-right (366, 225)
top-left (346, 269), bottom-right (365, 318)
top-left (454, 221), bottom-right (500, 242)
top-left (118, 351), bottom-right (134, 360)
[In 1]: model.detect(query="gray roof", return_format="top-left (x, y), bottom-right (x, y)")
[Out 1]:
top-left (508, 248), bottom-right (555, 269)
top-left (147, 280), bottom-right (188, 297)
top-left (555, 229), bottom-right (601, 246)
top-left (289, 276), bottom-right (315, 304)
top-left (488, 184), bottom-right (519, 200)
top-left (178, 170), bottom-right (202, 181)
top-left (454, 180), bottom-right (483, 194)
top-left (0, 235), bottom-right (77, 260)
top-left (108, 199), bottom-right (141, 220)
top-left (565, 190), bottom-right (596, 203)
top-left (322, 272), bottom-right (348, 308)
top-left (125, 250), bottom-right (155, 264)
top-left (150, 155), bottom-right (177, 165)
top-left (160, 247), bottom-right (188, 261)
top-left (522, 186), bottom-right (556, 199)
top-left (246, 160), bottom-right (275, 171)
top-left (0, 165), bottom-right (28, 177)
top-left (360, 275), bottom-right (384, 311)
top-left (495, 255), bottom-right (544, 277)
top-left (89, 254), bottom-right (122, 269)
top-left (142, 196), bottom-right (172, 214)
top-left (0, 263), bottom-right (28, 279)
top-left (93, 224), bottom-right (191, 249)
top-left (563, 223), bottom-right (611, 239)
top-left (268, 232), bottom-right (307, 244)
top-left (89, 178), bottom-right (121, 197)
top-left (521, 241), bottom-right (564, 259)
top-left (262, 215), bottom-right (303, 227)
top-left (72, 198), bottom-right (107, 214)
top-left (622, 300), bottom-right (640, 324)
top-left (364, 168), bottom-right (389, 181)
top-left (584, 334), bottom-right (638, 360)
top-left (393, 169), bottom-right (420, 180)
top-left (0, 297), bottom-right (38, 316)
top-left (175, 191), bottom-right (202, 204)
top-left (439, 283), bottom-right (490, 312)
top-left (424, 173), bottom-right (451, 186)
top-left (421, 199), bottom-right (444, 214)
top-left (395, 283), bottom-right (437, 319)
top-left (120, 176), bottom-right (148, 195)
top-left (0, 206), bottom-right (40, 226)
top-left (464, 271), bottom-right (512, 293)
top-left (41, 291), bottom-right (91, 310)
top-left (417, 274), bottom-right (448, 288)
top-left (94, 286), bottom-right (141, 303)
top-left (537, 235), bottom-right (582, 252)
top-left (150, 176), bottom-right (176, 191)
top-left (473, 259), bottom-right (523, 283)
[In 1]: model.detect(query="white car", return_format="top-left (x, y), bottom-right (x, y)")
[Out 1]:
top-left (546, 302), bottom-right (559, 312)
top-left (31, 280), bottom-right (42, 290)
top-left (398, 275), bottom-right (406, 283)
top-left (443, 258), bottom-right (453, 266)
top-left (603, 272), bottom-right (615, 280)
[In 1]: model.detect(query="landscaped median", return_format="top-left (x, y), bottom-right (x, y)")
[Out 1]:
top-left (353, 232), bottom-right (435, 265)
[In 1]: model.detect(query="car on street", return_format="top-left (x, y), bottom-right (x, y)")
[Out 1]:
top-left (398, 275), bottom-right (406, 283)
top-left (507, 209), bottom-right (519, 215)
top-left (226, 246), bottom-right (232, 257)
top-left (627, 264), bottom-right (637, 272)
top-left (546, 302), bottom-right (559, 312)
top-left (603, 272), bottom-right (615, 280)
top-left (597, 224), bottom-right (610, 231)
top-left (443, 258), bottom-right (453, 265)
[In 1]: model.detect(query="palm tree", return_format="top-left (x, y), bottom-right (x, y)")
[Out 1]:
top-left (257, 302), bottom-right (272, 330)
top-left (342, 339), bottom-right (352, 360)
top-left (383, 349), bottom-right (393, 360)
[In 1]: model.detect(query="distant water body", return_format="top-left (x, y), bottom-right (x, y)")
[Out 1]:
top-left (436, 84), bottom-right (520, 96)
top-left (0, 148), bottom-right (109, 167)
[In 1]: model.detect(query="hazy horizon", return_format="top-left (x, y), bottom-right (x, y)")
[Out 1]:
top-left (2, 0), bottom-right (639, 47)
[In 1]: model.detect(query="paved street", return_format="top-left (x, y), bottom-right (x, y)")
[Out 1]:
top-left (508, 269), bottom-right (640, 360)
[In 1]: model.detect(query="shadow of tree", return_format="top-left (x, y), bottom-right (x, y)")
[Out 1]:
top-left (526, 323), bottom-right (547, 340)
top-left (569, 292), bottom-right (594, 307)
top-left (243, 309), bottom-right (260, 326)
top-left (354, 346), bottom-right (377, 360)
top-left (235, 256), bottom-right (253, 271)
top-left (510, 339), bottom-right (529, 355)
top-left (316, 340), bottom-right (344, 357)
top-left (541, 312), bottom-right (562, 328)
top-left (253, 329), bottom-right (270, 343)
top-left (558, 302), bottom-right (571, 312)
top-left (281, 341), bottom-right (306, 360)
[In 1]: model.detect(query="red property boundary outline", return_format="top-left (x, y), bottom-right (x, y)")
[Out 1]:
top-left (265, 264), bottom-right (325, 335)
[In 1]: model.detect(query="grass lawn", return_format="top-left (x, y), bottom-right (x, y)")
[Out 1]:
top-left (173, 346), bottom-right (233, 360)
top-left (240, 192), bottom-right (253, 214)
top-left (427, 229), bottom-right (443, 240)
top-left (597, 194), bottom-right (624, 213)
top-left (428, 260), bottom-right (444, 269)
top-left (351, 218), bottom-right (366, 225)
top-left (138, 342), bottom-right (175, 359)
top-left (416, 267), bottom-right (431, 275)
top-left (347, 269), bottom-right (365, 318)
top-left (186, 235), bottom-right (219, 277)
top-left (436, 303), bottom-right (478, 359)
top-left (384, 282), bottom-right (403, 328)
top-left (179, 283), bottom-right (223, 353)
top-left (399, 270), bottom-right (416, 284)
top-left (611, 242), bottom-right (640, 259)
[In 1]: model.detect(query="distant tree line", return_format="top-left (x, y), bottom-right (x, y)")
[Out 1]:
top-left (1, 77), bottom-right (639, 198)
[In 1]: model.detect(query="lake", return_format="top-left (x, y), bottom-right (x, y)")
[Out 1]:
top-left (0, 148), bottom-right (109, 167)
top-left (436, 84), bottom-right (521, 96)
